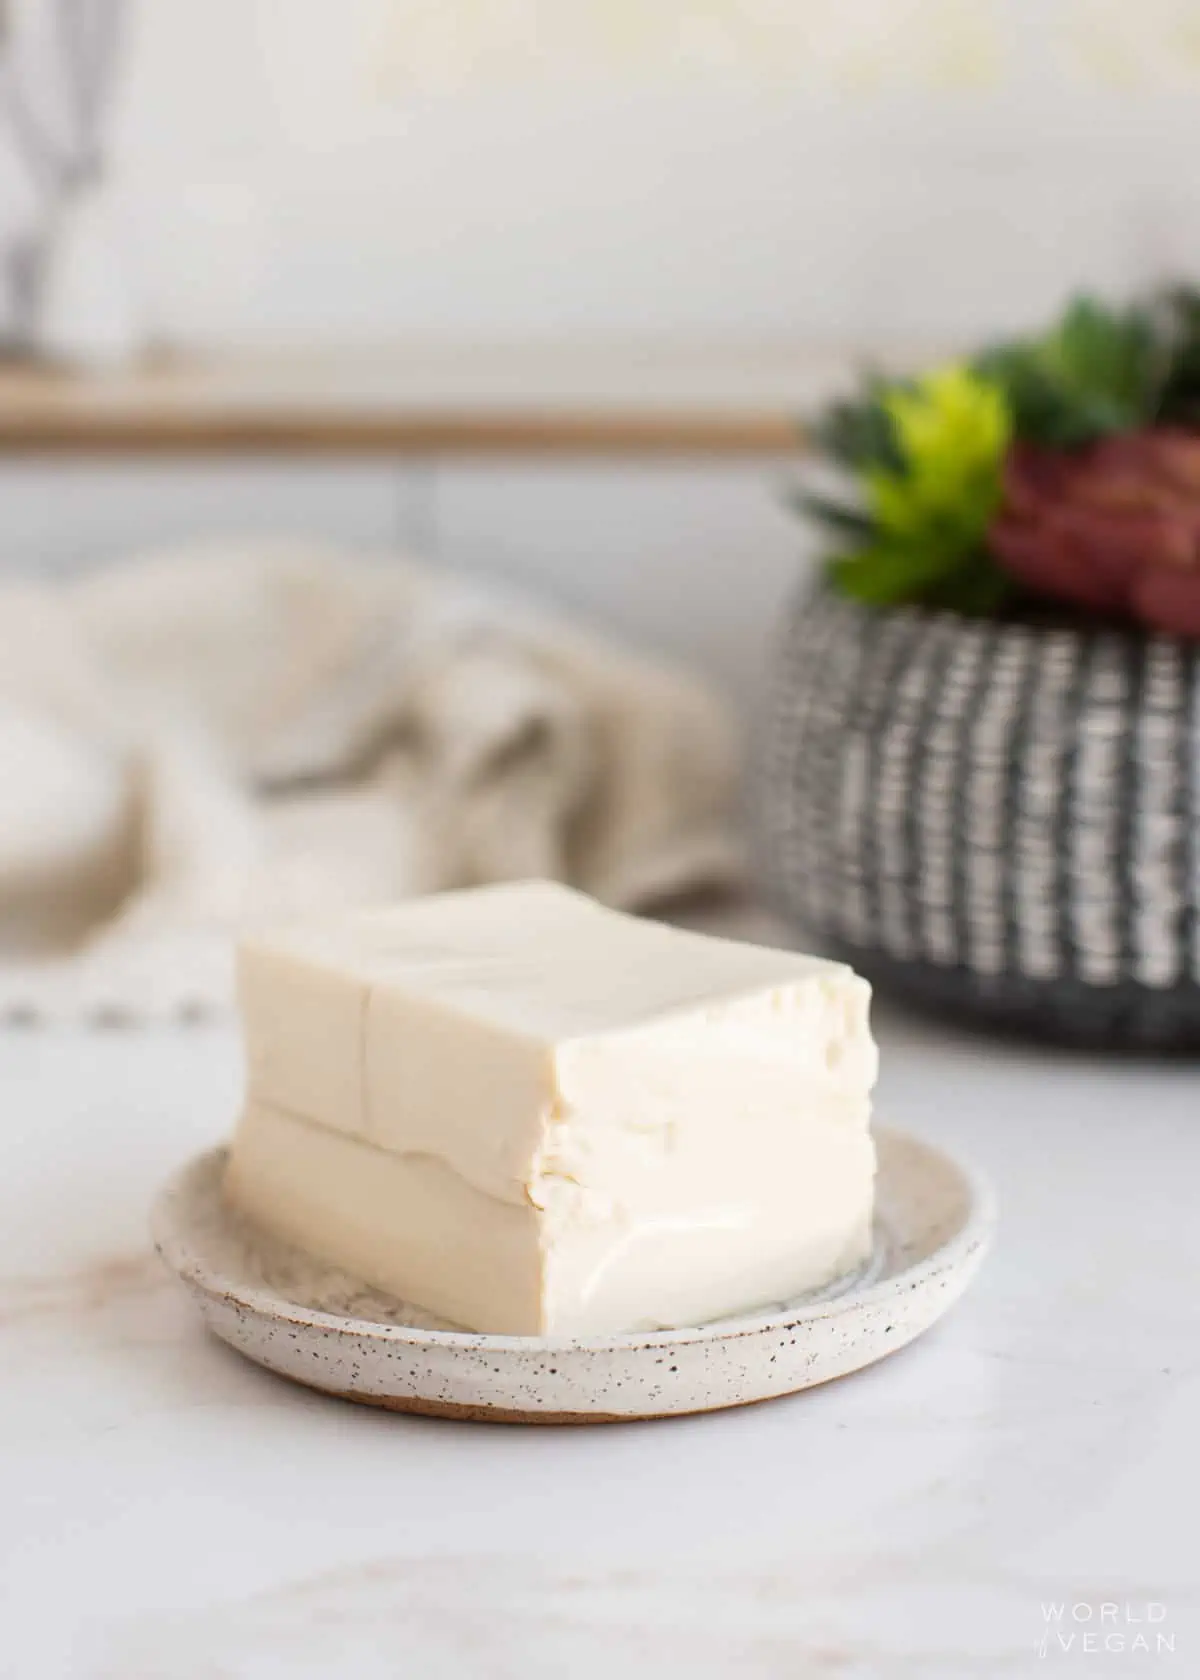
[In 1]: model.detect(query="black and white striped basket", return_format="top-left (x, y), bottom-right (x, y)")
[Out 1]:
top-left (757, 587), bottom-right (1200, 1048)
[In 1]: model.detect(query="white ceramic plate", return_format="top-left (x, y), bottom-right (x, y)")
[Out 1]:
top-left (151, 1126), bottom-right (995, 1424)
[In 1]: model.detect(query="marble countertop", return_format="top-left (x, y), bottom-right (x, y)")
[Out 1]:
top-left (2, 990), bottom-right (1197, 1678)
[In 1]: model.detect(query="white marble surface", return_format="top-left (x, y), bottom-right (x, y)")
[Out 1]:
top-left (2, 988), bottom-right (1198, 1677)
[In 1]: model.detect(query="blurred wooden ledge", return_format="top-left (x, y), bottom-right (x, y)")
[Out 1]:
top-left (0, 343), bottom-right (873, 460)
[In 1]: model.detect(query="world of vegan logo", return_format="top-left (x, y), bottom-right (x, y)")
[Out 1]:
top-left (1037, 1602), bottom-right (1174, 1659)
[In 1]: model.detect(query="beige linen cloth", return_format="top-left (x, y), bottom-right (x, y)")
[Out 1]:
top-left (0, 540), bottom-right (741, 1022)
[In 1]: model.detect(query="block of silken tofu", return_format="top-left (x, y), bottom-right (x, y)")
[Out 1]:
top-left (225, 881), bottom-right (878, 1336)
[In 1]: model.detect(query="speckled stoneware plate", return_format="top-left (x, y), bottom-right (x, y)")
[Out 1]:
top-left (151, 1126), bottom-right (994, 1424)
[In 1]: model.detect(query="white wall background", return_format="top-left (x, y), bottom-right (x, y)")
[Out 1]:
top-left (2, 1), bottom-right (1200, 708)
top-left (4, 0), bottom-right (1200, 346)
top-left (93, 0), bottom-right (1200, 347)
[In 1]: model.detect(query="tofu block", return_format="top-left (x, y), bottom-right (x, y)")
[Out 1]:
top-left (226, 881), bottom-right (878, 1336)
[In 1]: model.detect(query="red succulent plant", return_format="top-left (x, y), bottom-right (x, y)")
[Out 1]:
top-left (988, 430), bottom-right (1200, 637)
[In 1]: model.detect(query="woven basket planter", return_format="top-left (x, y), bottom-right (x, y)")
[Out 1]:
top-left (757, 587), bottom-right (1200, 1049)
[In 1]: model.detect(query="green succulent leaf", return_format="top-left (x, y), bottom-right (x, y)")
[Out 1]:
top-left (975, 295), bottom-right (1166, 446)
top-left (790, 489), bottom-right (876, 542)
top-left (820, 364), bottom-right (1012, 611)
top-left (923, 556), bottom-right (1015, 615)
top-left (869, 366), bottom-right (1010, 534)
top-left (1156, 285), bottom-right (1200, 425)
top-left (830, 543), bottom-right (957, 606)
top-left (811, 376), bottom-right (908, 474)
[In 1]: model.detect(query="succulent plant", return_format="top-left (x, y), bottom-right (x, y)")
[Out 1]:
top-left (818, 366), bottom-right (1013, 612)
top-left (802, 289), bottom-right (1200, 636)
top-left (988, 430), bottom-right (1200, 637)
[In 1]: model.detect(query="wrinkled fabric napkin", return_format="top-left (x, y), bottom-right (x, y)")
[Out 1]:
top-left (0, 540), bottom-right (742, 1022)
